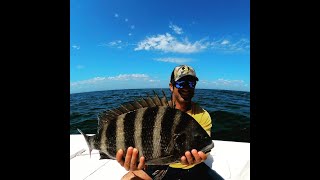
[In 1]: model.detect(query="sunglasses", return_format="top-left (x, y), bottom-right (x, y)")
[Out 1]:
top-left (174, 80), bottom-right (196, 89)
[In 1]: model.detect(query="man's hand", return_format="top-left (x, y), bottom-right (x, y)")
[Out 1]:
top-left (180, 149), bottom-right (207, 165)
top-left (116, 147), bottom-right (146, 171)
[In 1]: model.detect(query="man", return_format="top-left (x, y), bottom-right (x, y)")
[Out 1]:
top-left (117, 65), bottom-right (220, 179)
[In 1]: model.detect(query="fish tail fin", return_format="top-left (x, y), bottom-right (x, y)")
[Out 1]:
top-left (77, 128), bottom-right (94, 158)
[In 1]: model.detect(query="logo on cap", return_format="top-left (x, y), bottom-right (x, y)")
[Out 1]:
top-left (174, 65), bottom-right (198, 81)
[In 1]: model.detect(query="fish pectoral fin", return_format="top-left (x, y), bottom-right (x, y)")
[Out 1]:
top-left (172, 133), bottom-right (186, 155)
top-left (146, 156), bottom-right (178, 165)
top-left (165, 133), bottom-right (184, 154)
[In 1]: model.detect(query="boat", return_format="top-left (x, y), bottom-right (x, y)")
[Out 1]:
top-left (70, 134), bottom-right (250, 180)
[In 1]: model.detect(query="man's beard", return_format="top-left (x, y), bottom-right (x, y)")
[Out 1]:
top-left (178, 89), bottom-right (194, 102)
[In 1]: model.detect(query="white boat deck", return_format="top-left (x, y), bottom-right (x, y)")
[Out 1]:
top-left (70, 134), bottom-right (250, 180)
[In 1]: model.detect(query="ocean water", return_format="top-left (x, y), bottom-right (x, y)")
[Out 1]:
top-left (70, 88), bottom-right (250, 142)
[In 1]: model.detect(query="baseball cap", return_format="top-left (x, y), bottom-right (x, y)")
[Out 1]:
top-left (171, 65), bottom-right (199, 82)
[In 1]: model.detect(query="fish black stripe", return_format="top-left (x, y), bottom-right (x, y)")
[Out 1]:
top-left (160, 107), bottom-right (176, 156)
top-left (106, 118), bottom-right (117, 157)
top-left (141, 106), bottom-right (159, 160)
top-left (173, 112), bottom-right (190, 135)
top-left (124, 111), bottom-right (137, 149)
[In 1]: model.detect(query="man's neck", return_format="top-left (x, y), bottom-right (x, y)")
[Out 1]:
top-left (174, 101), bottom-right (192, 112)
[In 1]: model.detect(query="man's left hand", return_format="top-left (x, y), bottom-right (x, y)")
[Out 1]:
top-left (180, 149), bottom-right (207, 165)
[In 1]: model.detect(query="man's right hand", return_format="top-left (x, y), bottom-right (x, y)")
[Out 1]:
top-left (116, 147), bottom-right (146, 171)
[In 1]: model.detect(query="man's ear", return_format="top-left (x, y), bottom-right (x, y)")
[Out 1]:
top-left (169, 83), bottom-right (173, 92)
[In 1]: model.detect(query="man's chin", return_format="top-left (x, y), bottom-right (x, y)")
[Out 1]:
top-left (182, 98), bottom-right (191, 102)
top-left (180, 94), bottom-right (192, 102)
top-left (178, 91), bottom-right (193, 100)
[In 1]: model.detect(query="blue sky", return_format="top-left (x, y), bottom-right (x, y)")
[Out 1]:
top-left (70, 0), bottom-right (250, 94)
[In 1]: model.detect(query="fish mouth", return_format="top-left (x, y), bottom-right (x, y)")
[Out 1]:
top-left (200, 141), bottom-right (214, 153)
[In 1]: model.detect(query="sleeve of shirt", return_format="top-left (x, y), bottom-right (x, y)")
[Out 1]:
top-left (201, 110), bottom-right (212, 137)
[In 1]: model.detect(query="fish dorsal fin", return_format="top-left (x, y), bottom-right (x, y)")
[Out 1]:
top-left (161, 90), bottom-right (170, 107)
top-left (152, 90), bottom-right (164, 106)
top-left (137, 97), bottom-right (149, 107)
top-left (144, 93), bottom-right (157, 107)
top-left (97, 90), bottom-right (170, 128)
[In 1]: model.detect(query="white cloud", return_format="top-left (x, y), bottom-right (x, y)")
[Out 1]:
top-left (99, 40), bottom-right (137, 49)
top-left (100, 40), bottom-right (128, 49)
top-left (215, 78), bottom-right (244, 85)
top-left (169, 23), bottom-right (183, 34)
top-left (197, 78), bottom-right (249, 91)
top-left (210, 38), bottom-right (250, 53)
top-left (72, 45), bottom-right (80, 50)
top-left (149, 79), bottom-right (160, 83)
top-left (135, 33), bottom-right (207, 53)
top-left (154, 57), bottom-right (192, 64)
top-left (221, 40), bottom-right (229, 45)
top-left (70, 74), bottom-right (164, 93)
top-left (107, 74), bottom-right (149, 80)
top-left (71, 74), bottom-right (157, 86)
top-left (109, 40), bottom-right (122, 46)
top-left (71, 77), bottom-right (103, 86)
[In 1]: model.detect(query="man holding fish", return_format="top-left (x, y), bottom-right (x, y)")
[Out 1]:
top-left (118, 65), bottom-right (220, 180)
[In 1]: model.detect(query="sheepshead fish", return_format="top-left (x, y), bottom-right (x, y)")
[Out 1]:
top-left (78, 90), bottom-right (214, 165)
